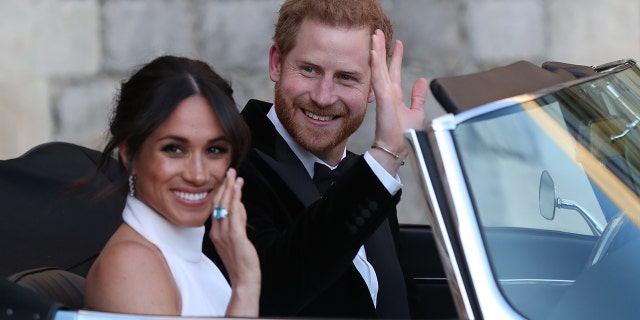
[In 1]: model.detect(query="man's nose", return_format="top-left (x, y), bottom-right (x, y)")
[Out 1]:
top-left (310, 76), bottom-right (338, 107)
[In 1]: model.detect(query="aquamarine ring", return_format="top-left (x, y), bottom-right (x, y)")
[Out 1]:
top-left (213, 205), bottom-right (228, 220)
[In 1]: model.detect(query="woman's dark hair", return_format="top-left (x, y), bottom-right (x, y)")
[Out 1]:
top-left (98, 55), bottom-right (251, 194)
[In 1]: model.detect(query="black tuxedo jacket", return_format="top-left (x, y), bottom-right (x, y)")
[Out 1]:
top-left (204, 99), bottom-right (409, 318)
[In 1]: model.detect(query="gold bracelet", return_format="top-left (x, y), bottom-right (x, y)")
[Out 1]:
top-left (371, 144), bottom-right (400, 159)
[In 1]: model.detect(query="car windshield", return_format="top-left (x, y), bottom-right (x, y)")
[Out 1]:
top-left (453, 62), bottom-right (640, 319)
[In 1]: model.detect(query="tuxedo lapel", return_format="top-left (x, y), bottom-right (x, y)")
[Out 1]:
top-left (255, 144), bottom-right (320, 208)
top-left (242, 100), bottom-right (320, 207)
top-left (365, 219), bottom-right (410, 318)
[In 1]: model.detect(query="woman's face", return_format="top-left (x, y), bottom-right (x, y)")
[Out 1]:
top-left (130, 95), bottom-right (231, 227)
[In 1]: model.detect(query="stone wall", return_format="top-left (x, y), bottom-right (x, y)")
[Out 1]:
top-left (2, 0), bottom-right (638, 223)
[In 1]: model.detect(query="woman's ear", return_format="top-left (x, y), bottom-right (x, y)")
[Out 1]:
top-left (118, 144), bottom-right (133, 173)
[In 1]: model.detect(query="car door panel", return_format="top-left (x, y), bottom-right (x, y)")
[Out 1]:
top-left (398, 225), bottom-right (457, 319)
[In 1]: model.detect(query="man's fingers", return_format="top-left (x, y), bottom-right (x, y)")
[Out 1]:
top-left (370, 30), bottom-right (388, 87)
top-left (389, 40), bottom-right (403, 85)
top-left (411, 78), bottom-right (428, 112)
top-left (405, 78), bottom-right (428, 130)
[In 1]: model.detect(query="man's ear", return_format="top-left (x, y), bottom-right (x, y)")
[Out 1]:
top-left (367, 88), bottom-right (376, 103)
top-left (269, 44), bottom-right (283, 82)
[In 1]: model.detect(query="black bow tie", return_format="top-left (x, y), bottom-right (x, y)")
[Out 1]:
top-left (312, 155), bottom-right (357, 195)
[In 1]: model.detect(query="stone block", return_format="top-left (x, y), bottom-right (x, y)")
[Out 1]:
top-left (103, 0), bottom-right (198, 72)
top-left (548, 0), bottom-right (640, 65)
top-left (53, 77), bottom-right (120, 151)
top-left (0, 0), bottom-right (100, 78)
top-left (467, 0), bottom-right (545, 64)
top-left (0, 1), bottom-right (40, 78)
top-left (389, 0), bottom-right (466, 75)
top-left (37, 0), bottom-right (101, 77)
top-left (196, 0), bottom-right (280, 73)
top-left (222, 70), bottom-right (275, 111)
top-left (0, 78), bottom-right (51, 159)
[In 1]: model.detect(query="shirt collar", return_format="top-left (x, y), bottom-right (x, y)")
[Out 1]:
top-left (267, 106), bottom-right (346, 177)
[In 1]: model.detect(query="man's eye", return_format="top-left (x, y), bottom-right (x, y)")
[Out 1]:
top-left (339, 74), bottom-right (353, 81)
top-left (303, 66), bottom-right (314, 73)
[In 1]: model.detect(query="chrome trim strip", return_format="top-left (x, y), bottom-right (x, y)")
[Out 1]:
top-left (57, 309), bottom-right (217, 320)
top-left (405, 129), bottom-right (472, 319)
top-left (499, 279), bottom-right (575, 286)
top-left (442, 97), bottom-right (533, 126)
top-left (429, 113), bottom-right (458, 131)
top-left (57, 309), bottom-right (287, 320)
top-left (413, 277), bottom-right (449, 281)
top-left (54, 310), bottom-right (78, 320)
top-left (592, 58), bottom-right (635, 72)
top-left (428, 127), bottom-right (525, 319)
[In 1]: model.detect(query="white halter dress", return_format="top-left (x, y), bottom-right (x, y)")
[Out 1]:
top-left (122, 196), bottom-right (231, 316)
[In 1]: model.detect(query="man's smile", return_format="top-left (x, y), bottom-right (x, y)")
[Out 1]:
top-left (304, 109), bottom-right (336, 122)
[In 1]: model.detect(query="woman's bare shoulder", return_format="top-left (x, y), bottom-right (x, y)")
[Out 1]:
top-left (85, 224), bottom-right (180, 315)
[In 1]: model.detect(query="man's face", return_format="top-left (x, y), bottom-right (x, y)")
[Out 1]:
top-left (269, 18), bottom-right (375, 163)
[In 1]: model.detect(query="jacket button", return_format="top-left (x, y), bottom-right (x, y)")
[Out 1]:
top-left (368, 201), bottom-right (378, 211)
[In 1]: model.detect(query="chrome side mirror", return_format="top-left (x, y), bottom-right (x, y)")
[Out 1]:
top-left (539, 170), bottom-right (557, 220)
top-left (538, 170), bottom-right (604, 236)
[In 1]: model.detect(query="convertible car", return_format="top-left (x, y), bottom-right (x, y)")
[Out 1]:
top-left (3, 58), bottom-right (640, 319)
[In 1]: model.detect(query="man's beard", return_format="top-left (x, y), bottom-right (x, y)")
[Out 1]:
top-left (274, 81), bottom-right (366, 158)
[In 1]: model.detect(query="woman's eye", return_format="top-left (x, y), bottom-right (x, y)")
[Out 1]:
top-left (162, 144), bottom-right (183, 154)
top-left (208, 146), bottom-right (229, 155)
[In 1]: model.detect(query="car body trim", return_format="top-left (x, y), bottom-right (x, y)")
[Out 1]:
top-left (419, 126), bottom-right (527, 319)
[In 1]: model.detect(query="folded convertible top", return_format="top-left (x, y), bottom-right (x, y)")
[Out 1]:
top-left (0, 142), bottom-right (125, 277)
top-left (430, 60), bottom-right (597, 114)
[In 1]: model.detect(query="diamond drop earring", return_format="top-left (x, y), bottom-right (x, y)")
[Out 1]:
top-left (128, 174), bottom-right (136, 197)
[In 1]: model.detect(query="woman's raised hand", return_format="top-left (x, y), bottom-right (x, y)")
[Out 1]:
top-left (210, 168), bottom-right (261, 317)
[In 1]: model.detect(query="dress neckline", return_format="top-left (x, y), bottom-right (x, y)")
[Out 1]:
top-left (122, 195), bottom-right (204, 263)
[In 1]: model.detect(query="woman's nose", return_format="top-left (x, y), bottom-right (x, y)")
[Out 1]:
top-left (184, 155), bottom-right (207, 185)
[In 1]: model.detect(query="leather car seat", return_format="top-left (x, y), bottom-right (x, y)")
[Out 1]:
top-left (7, 267), bottom-right (85, 310)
